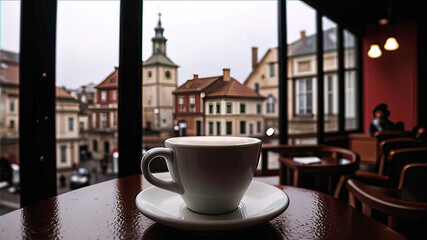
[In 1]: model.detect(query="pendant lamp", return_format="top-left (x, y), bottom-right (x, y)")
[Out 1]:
top-left (368, 44), bottom-right (382, 58)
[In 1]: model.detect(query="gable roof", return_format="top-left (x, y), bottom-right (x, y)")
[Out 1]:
top-left (96, 67), bottom-right (118, 89)
top-left (56, 87), bottom-right (77, 101)
top-left (173, 76), bottom-right (218, 94)
top-left (174, 72), bottom-right (264, 100)
top-left (244, 27), bottom-right (355, 85)
top-left (206, 77), bottom-right (264, 99)
top-left (0, 49), bottom-right (19, 64)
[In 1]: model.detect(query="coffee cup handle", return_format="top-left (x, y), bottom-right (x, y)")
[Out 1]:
top-left (141, 147), bottom-right (184, 194)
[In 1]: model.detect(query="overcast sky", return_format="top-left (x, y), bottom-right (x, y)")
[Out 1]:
top-left (1, 1), bottom-right (332, 89)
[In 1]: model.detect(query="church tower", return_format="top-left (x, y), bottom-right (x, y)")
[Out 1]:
top-left (142, 13), bottom-right (179, 135)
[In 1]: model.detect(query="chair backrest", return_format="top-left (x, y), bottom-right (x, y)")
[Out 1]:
top-left (374, 130), bottom-right (411, 142)
top-left (378, 138), bottom-right (427, 174)
top-left (388, 147), bottom-right (427, 188)
top-left (262, 144), bottom-right (359, 173)
top-left (398, 163), bottom-right (427, 202)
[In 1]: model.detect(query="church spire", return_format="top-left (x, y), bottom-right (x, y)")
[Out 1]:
top-left (152, 13), bottom-right (167, 56)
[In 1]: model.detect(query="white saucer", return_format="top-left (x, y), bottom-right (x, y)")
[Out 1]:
top-left (135, 181), bottom-right (289, 231)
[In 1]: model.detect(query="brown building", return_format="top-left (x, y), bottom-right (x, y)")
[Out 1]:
top-left (87, 68), bottom-right (119, 160)
top-left (0, 49), bottom-right (20, 164)
top-left (173, 68), bottom-right (264, 137)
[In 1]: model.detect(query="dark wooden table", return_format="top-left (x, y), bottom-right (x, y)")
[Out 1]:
top-left (280, 155), bottom-right (358, 198)
top-left (0, 174), bottom-right (406, 239)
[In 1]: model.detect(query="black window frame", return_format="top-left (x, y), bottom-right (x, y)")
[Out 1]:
top-left (16, 0), bottom-right (363, 206)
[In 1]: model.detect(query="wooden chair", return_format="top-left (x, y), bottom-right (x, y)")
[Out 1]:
top-left (346, 163), bottom-right (427, 239)
top-left (261, 145), bottom-right (359, 198)
top-left (373, 130), bottom-right (411, 143)
top-left (377, 137), bottom-right (426, 175)
top-left (352, 147), bottom-right (427, 188)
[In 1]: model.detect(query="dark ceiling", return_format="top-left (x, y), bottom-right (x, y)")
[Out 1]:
top-left (303, 0), bottom-right (424, 35)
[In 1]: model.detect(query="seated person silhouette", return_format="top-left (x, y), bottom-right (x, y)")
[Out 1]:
top-left (370, 103), bottom-right (403, 135)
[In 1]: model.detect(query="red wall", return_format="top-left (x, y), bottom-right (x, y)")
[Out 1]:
top-left (363, 21), bottom-right (418, 133)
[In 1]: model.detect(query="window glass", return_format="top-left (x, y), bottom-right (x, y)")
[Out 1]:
top-left (287, 0), bottom-right (317, 145)
top-left (323, 16), bottom-right (338, 132)
top-left (344, 30), bottom-right (358, 130)
top-left (269, 63), bottom-right (275, 77)
top-left (240, 103), bottom-right (246, 114)
top-left (216, 122), bottom-right (221, 135)
top-left (240, 121), bottom-right (246, 134)
top-left (60, 146), bottom-right (67, 163)
top-left (226, 121), bottom-right (232, 135)
top-left (1, 1), bottom-right (21, 213)
top-left (68, 117), bottom-right (74, 131)
top-left (226, 102), bottom-right (232, 114)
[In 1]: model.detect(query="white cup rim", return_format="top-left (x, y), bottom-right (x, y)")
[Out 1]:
top-left (165, 136), bottom-right (261, 147)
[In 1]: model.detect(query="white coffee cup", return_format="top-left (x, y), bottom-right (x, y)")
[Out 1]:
top-left (141, 136), bottom-right (262, 215)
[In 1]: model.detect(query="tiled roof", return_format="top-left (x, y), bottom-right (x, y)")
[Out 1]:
top-left (288, 27), bottom-right (355, 57)
top-left (0, 49), bottom-right (19, 64)
top-left (96, 68), bottom-right (118, 89)
top-left (173, 76), bottom-right (218, 93)
top-left (206, 78), bottom-right (264, 99)
top-left (56, 87), bottom-right (75, 100)
top-left (174, 72), bottom-right (263, 100)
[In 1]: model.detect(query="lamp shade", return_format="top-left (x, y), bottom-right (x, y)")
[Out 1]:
top-left (368, 44), bottom-right (382, 58)
top-left (384, 37), bottom-right (399, 51)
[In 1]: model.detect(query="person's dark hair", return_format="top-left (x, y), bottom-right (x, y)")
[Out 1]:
top-left (373, 103), bottom-right (390, 118)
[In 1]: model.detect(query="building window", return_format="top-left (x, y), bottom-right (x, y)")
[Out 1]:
top-left (9, 120), bottom-right (15, 129)
top-left (326, 75), bottom-right (334, 115)
top-left (189, 96), bottom-right (195, 104)
top-left (216, 122), bottom-right (221, 135)
top-left (93, 140), bottom-right (98, 152)
top-left (148, 71), bottom-right (152, 78)
top-left (256, 104), bottom-right (262, 114)
top-left (113, 112), bottom-right (118, 126)
top-left (216, 103), bottom-right (221, 114)
top-left (226, 121), bottom-right (232, 135)
top-left (165, 71), bottom-right (171, 79)
top-left (297, 60), bottom-right (311, 72)
top-left (269, 63), bottom-right (275, 77)
top-left (254, 83), bottom-right (259, 94)
top-left (257, 121), bottom-right (261, 133)
top-left (101, 113), bottom-right (108, 128)
top-left (249, 123), bottom-right (253, 135)
top-left (9, 100), bottom-right (15, 112)
top-left (226, 102), bottom-right (232, 114)
top-left (209, 103), bottom-right (213, 114)
top-left (240, 121), bottom-right (246, 134)
top-left (68, 117), bottom-right (74, 131)
top-left (178, 97), bottom-right (185, 112)
top-left (240, 103), bottom-right (246, 114)
top-left (267, 95), bottom-right (275, 113)
top-left (296, 78), bottom-right (313, 115)
top-left (60, 145), bottom-right (67, 163)
top-left (81, 95), bottom-right (87, 103)
top-left (112, 90), bottom-right (117, 101)
top-left (208, 122), bottom-right (213, 135)
top-left (101, 91), bottom-right (107, 102)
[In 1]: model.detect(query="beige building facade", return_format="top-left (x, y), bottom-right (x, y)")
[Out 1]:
top-left (56, 87), bottom-right (80, 169)
top-left (244, 28), bottom-right (357, 143)
top-left (142, 14), bottom-right (178, 136)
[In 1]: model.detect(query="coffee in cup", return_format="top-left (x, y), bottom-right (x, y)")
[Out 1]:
top-left (141, 136), bottom-right (262, 215)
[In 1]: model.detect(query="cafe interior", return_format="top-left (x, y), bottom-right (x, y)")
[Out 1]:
top-left (1, 0), bottom-right (427, 239)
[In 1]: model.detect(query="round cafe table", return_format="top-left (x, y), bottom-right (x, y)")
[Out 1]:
top-left (0, 174), bottom-right (405, 239)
